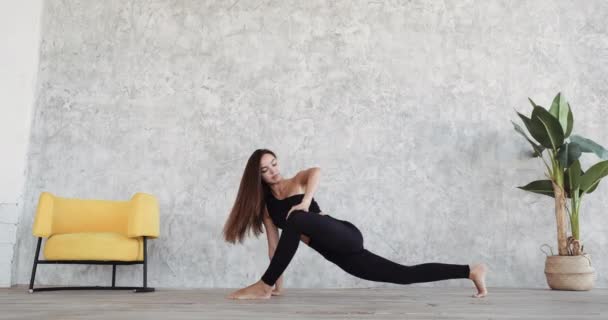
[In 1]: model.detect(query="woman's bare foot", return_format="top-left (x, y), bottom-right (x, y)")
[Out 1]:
top-left (468, 263), bottom-right (488, 298)
top-left (271, 287), bottom-right (283, 296)
top-left (226, 280), bottom-right (273, 300)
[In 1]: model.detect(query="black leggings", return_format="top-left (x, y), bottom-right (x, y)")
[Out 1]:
top-left (261, 210), bottom-right (470, 286)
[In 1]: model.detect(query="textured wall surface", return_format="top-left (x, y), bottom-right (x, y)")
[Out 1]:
top-left (1, 1), bottom-right (43, 287)
top-left (14, 0), bottom-right (608, 288)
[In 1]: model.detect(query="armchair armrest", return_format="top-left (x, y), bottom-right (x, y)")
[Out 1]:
top-left (127, 193), bottom-right (160, 239)
top-left (32, 192), bottom-right (55, 238)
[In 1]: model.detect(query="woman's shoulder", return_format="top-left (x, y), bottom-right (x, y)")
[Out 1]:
top-left (267, 178), bottom-right (305, 199)
top-left (285, 176), bottom-right (306, 194)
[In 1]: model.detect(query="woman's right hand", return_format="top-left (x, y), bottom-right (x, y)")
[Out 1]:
top-left (300, 234), bottom-right (311, 245)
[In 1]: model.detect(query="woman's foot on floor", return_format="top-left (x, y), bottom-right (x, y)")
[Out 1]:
top-left (226, 280), bottom-right (273, 300)
top-left (468, 263), bottom-right (488, 298)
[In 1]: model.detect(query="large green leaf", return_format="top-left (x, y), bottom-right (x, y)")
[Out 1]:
top-left (585, 180), bottom-right (600, 195)
top-left (579, 160), bottom-right (608, 194)
top-left (511, 120), bottom-right (545, 157)
top-left (564, 165), bottom-right (583, 199)
top-left (528, 97), bottom-right (538, 108)
top-left (557, 142), bottom-right (582, 168)
top-left (517, 180), bottom-right (555, 198)
top-left (570, 135), bottom-right (608, 159)
top-left (564, 166), bottom-right (598, 197)
top-left (548, 92), bottom-right (574, 138)
top-left (567, 160), bottom-right (582, 192)
top-left (563, 165), bottom-right (599, 197)
top-left (517, 111), bottom-right (552, 148)
top-left (531, 106), bottom-right (565, 150)
top-left (566, 103), bottom-right (574, 137)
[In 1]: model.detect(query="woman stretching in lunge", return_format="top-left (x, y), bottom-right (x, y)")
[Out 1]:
top-left (223, 149), bottom-right (488, 299)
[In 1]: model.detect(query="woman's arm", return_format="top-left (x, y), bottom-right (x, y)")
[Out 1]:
top-left (295, 167), bottom-right (321, 208)
top-left (263, 206), bottom-right (279, 259)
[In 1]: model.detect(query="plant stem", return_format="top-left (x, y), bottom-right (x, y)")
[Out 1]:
top-left (565, 204), bottom-right (572, 219)
top-left (570, 194), bottom-right (581, 240)
top-left (551, 152), bottom-right (569, 256)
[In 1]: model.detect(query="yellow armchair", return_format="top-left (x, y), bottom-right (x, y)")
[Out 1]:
top-left (29, 192), bottom-right (160, 293)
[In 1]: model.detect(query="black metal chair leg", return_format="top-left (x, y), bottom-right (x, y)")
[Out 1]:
top-left (112, 264), bottom-right (116, 287)
top-left (29, 238), bottom-right (42, 293)
top-left (143, 236), bottom-right (147, 287)
top-left (134, 236), bottom-right (154, 293)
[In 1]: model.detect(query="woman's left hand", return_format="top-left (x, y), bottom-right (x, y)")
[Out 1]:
top-left (286, 201), bottom-right (310, 220)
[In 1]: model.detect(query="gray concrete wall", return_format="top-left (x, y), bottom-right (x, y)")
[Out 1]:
top-left (13, 0), bottom-right (608, 288)
top-left (0, 1), bottom-right (43, 287)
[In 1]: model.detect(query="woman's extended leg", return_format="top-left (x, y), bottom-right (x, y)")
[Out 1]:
top-left (306, 219), bottom-right (487, 297)
top-left (305, 219), bottom-right (470, 284)
top-left (329, 248), bottom-right (470, 284)
top-left (260, 211), bottom-right (363, 286)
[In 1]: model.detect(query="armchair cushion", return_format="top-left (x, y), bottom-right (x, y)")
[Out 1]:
top-left (44, 232), bottom-right (144, 261)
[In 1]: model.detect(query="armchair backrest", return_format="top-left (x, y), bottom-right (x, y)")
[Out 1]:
top-left (52, 197), bottom-right (130, 235)
top-left (33, 192), bottom-right (160, 238)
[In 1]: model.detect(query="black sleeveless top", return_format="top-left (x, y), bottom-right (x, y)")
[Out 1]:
top-left (265, 193), bottom-right (322, 229)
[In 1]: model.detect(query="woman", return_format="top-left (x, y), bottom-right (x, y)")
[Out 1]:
top-left (222, 149), bottom-right (488, 300)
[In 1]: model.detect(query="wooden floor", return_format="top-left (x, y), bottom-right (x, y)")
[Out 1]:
top-left (1, 286), bottom-right (606, 319)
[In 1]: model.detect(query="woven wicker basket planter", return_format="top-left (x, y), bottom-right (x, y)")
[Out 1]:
top-left (544, 253), bottom-right (595, 291)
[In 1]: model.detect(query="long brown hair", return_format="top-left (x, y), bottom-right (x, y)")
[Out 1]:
top-left (222, 149), bottom-right (275, 244)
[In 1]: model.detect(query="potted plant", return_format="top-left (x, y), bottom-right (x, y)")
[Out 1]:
top-left (511, 92), bottom-right (608, 291)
